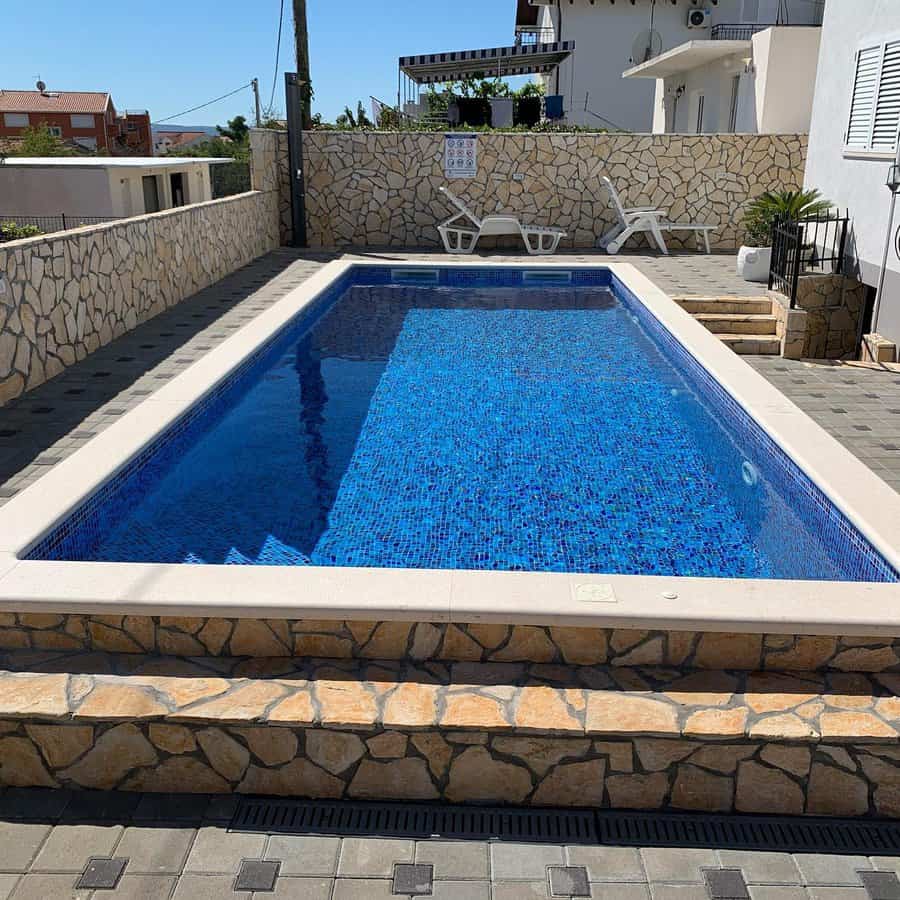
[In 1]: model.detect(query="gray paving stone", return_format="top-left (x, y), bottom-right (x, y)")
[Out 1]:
top-left (331, 878), bottom-right (394, 900)
top-left (9, 873), bottom-right (91, 900)
top-left (235, 859), bottom-right (280, 892)
top-left (805, 890), bottom-right (867, 899)
top-left (430, 881), bottom-right (491, 900)
top-left (746, 889), bottom-right (809, 900)
top-left (415, 840), bottom-right (490, 880)
top-left (491, 842), bottom-right (565, 880)
top-left (393, 862), bottom-right (433, 895)
top-left (649, 886), bottom-right (711, 900)
top-left (492, 882), bottom-right (549, 900)
top-left (872, 858), bottom-right (900, 877)
top-left (718, 852), bottom-right (801, 885)
top-left (589, 886), bottom-right (651, 900)
top-left (0, 877), bottom-right (17, 900)
top-left (0, 823), bottom-right (51, 872)
top-left (337, 837), bottom-right (414, 877)
top-left (859, 870), bottom-right (900, 900)
top-left (171, 873), bottom-right (250, 900)
top-left (258, 877), bottom-right (333, 899)
top-left (642, 848), bottom-right (718, 883)
top-left (30, 824), bottom-right (123, 873)
top-left (74, 857), bottom-right (128, 889)
top-left (793, 854), bottom-right (871, 886)
top-left (266, 835), bottom-right (340, 876)
top-left (566, 845), bottom-right (645, 882)
top-left (549, 865), bottom-right (590, 897)
top-left (114, 826), bottom-right (196, 874)
top-left (94, 874), bottom-right (176, 899)
top-left (183, 827), bottom-right (266, 875)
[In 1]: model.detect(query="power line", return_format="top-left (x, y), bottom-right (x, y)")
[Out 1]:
top-left (269, 0), bottom-right (286, 110)
top-left (154, 82), bottom-right (253, 124)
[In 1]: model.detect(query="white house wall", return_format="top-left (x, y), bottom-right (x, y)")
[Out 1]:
top-left (752, 27), bottom-right (821, 134)
top-left (535, 0), bottom-right (821, 131)
top-left (803, 0), bottom-right (900, 347)
top-left (0, 168), bottom-right (114, 218)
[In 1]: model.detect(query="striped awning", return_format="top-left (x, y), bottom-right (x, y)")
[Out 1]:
top-left (399, 41), bottom-right (574, 85)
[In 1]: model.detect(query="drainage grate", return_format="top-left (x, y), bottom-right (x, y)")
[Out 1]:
top-left (232, 799), bottom-right (900, 853)
top-left (596, 811), bottom-right (900, 855)
top-left (232, 799), bottom-right (597, 844)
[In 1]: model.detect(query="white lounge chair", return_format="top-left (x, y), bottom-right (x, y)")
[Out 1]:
top-left (598, 176), bottom-right (715, 255)
top-left (437, 187), bottom-right (566, 255)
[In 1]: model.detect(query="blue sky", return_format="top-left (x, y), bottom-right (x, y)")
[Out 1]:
top-left (3, 0), bottom-right (523, 127)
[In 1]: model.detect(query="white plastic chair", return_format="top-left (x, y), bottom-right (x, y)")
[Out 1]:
top-left (598, 176), bottom-right (715, 255)
top-left (437, 187), bottom-right (566, 255)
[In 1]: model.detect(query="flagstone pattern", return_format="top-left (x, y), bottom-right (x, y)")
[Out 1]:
top-left (1, 615), bottom-right (898, 673)
top-left (294, 131), bottom-right (807, 251)
top-left (0, 650), bottom-right (898, 817)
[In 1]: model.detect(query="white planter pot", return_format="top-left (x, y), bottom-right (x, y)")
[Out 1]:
top-left (737, 245), bottom-right (772, 283)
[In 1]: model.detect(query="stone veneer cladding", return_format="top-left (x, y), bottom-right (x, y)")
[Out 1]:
top-left (0, 189), bottom-right (280, 407)
top-left (0, 653), bottom-right (898, 817)
top-left (3, 615), bottom-right (900, 673)
top-left (291, 131), bottom-right (807, 251)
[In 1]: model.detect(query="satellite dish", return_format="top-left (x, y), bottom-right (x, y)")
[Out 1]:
top-left (630, 29), bottom-right (663, 65)
top-left (36, 80), bottom-right (46, 92)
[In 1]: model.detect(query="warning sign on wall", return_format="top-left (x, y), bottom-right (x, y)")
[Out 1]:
top-left (444, 134), bottom-right (478, 178)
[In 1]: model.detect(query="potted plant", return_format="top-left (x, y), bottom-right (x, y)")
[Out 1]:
top-left (738, 189), bottom-right (831, 283)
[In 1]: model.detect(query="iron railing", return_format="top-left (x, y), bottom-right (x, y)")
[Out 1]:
top-left (711, 23), bottom-right (777, 40)
top-left (0, 213), bottom-right (121, 239)
top-left (768, 210), bottom-right (849, 307)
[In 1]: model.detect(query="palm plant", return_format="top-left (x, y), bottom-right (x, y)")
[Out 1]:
top-left (743, 188), bottom-right (832, 246)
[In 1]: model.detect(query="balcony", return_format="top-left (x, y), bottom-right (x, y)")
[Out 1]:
top-left (515, 27), bottom-right (557, 47)
top-left (711, 22), bottom-right (819, 41)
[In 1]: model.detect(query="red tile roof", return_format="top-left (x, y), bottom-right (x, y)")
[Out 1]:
top-left (0, 90), bottom-right (111, 114)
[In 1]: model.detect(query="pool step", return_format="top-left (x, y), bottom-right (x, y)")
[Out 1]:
top-left (694, 313), bottom-right (778, 336)
top-left (716, 333), bottom-right (782, 355)
top-left (0, 648), bottom-right (898, 818)
top-left (674, 296), bottom-right (773, 315)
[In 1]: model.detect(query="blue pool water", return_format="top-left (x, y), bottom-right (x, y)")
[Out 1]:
top-left (29, 267), bottom-right (898, 582)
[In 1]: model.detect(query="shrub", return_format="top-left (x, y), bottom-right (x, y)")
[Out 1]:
top-left (0, 221), bottom-right (43, 243)
top-left (743, 189), bottom-right (832, 246)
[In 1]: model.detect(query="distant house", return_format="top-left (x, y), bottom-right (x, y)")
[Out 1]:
top-left (152, 130), bottom-right (214, 156)
top-left (0, 87), bottom-right (152, 155)
top-left (0, 157), bottom-right (230, 219)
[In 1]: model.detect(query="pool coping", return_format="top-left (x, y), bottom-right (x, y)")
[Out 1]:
top-left (0, 258), bottom-right (898, 636)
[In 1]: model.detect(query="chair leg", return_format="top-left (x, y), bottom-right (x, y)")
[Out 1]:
top-left (648, 219), bottom-right (669, 255)
top-left (703, 230), bottom-right (711, 254)
top-left (598, 223), bottom-right (624, 250)
top-left (439, 226), bottom-right (479, 254)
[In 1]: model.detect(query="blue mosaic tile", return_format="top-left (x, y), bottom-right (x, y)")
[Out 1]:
top-left (26, 268), bottom-right (898, 583)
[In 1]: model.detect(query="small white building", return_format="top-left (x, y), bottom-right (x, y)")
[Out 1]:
top-left (803, 0), bottom-right (900, 358)
top-left (621, 25), bottom-right (822, 134)
top-left (0, 157), bottom-right (228, 220)
top-left (520, 0), bottom-right (824, 131)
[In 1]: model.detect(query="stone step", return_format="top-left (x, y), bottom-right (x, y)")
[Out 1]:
top-left (0, 648), bottom-right (897, 818)
top-left (675, 297), bottom-right (772, 315)
top-left (694, 313), bottom-right (778, 335)
top-left (716, 334), bottom-right (782, 355)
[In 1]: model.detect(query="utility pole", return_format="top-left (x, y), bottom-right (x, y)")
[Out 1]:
top-left (251, 78), bottom-right (261, 127)
top-left (292, 0), bottom-right (311, 127)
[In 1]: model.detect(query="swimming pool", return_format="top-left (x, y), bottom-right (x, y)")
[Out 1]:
top-left (21, 265), bottom-right (898, 583)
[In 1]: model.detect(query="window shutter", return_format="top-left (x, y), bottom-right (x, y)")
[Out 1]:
top-left (872, 40), bottom-right (900, 151)
top-left (847, 45), bottom-right (881, 149)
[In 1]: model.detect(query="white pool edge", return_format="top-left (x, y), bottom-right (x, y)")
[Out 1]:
top-left (0, 257), bottom-right (897, 636)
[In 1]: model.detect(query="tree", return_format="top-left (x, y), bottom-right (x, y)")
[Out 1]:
top-left (12, 123), bottom-right (75, 157)
top-left (335, 101), bottom-right (372, 129)
top-left (216, 115), bottom-right (249, 143)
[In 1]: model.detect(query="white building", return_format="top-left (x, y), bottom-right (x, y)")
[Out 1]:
top-left (0, 157), bottom-right (228, 220)
top-left (803, 0), bottom-right (900, 358)
top-left (621, 25), bottom-right (821, 134)
top-left (519, 0), bottom-right (824, 131)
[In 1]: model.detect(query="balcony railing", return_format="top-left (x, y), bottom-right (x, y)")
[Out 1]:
top-left (711, 22), bottom-right (819, 41)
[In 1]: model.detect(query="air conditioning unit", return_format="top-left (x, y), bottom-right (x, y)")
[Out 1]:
top-left (687, 8), bottom-right (712, 29)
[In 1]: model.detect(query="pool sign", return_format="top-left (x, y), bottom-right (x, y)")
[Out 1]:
top-left (445, 134), bottom-right (478, 178)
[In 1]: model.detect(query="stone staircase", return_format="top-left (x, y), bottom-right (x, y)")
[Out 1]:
top-left (674, 296), bottom-right (781, 356)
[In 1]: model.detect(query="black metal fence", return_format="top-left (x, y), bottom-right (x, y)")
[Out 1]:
top-left (768, 211), bottom-right (850, 307)
top-left (711, 23), bottom-right (778, 40)
top-left (211, 161), bottom-right (251, 199)
top-left (0, 213), bottom-right (121, 240)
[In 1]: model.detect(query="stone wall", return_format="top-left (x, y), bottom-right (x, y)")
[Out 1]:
top-left (250, 128), bottom-right (292, 245)
top-left (0, 189), bottom-right (280, 406)
top-left (773, 273), bottom-right (866, 359)
top-left (0, 656), bottom-right (898, 817)
top-left (3, 613), bottom-right (900, 673)
top-left (292, 131), bottom-right (807, 251)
